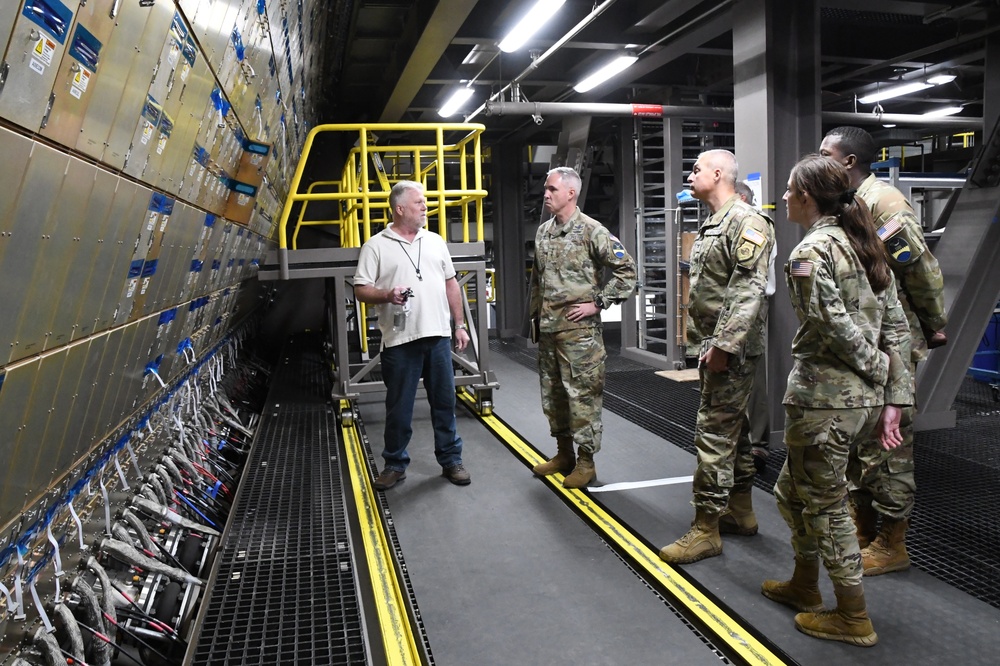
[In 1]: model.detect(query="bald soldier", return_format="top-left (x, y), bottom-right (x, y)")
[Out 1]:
top-left (820, 126), bottom-right (948, 575)
top-left (659, 150), bottom-right (775, 564)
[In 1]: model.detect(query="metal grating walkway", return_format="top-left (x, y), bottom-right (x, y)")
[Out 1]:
top-left (191, 335), bottom-right (368, 665)
top-left (491, 334), bottom-right (1000, 611)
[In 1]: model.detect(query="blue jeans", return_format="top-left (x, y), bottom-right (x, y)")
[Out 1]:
top-left (380, 336), bottom-right (463, 471)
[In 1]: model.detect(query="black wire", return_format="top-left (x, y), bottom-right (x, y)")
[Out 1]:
top-left (76, 620), bottom-right (147, 666)
top-left (103, 611), bottom-right (175, 664)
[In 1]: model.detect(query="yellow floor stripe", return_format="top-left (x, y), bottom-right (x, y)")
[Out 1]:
top-left (341, 420), bottom-right (423, 666)
top-left (457, 390), bottom-right (790, 666)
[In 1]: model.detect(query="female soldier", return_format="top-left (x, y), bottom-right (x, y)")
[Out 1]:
top-left (761, 155), bottom-right (912, 647)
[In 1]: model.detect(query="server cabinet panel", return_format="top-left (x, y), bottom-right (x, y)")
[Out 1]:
top-left (0, 0), bottom-right (22, 67)
top-left (103, 0), bottom-right (173, 170)
top-left (0, 358), bottom-right (42, 524)
top-left (17, 350), bottom-right (70, 503)
top-left (0, 0), bottom-right (78, 131)
top-left (52, 167), bottom-right (118, 344)
top-left (61, 333), bottom-right (109, 461)
top-left (75, 0), bottom-right (152, 160)
top-left (0, 127), bottom-right (35, 284)
top-left (1, 144), bottom-right (73, 365)
top-left (39, 0), bottom-right (117, 148)
top-left (112, 191), bottom-right (165, 326)
top-left (13, 155), bottom-right (98, 353)
top-left (42, 339), bottom-right (92, 480)
top-left (74, 178), bottom-right (141, 337)
top-left (83, 323), bottom-right (128, 446)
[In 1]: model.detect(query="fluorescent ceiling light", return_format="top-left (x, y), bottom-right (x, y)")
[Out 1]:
top-left (498, 0), bottom-right (566, 53)
top-left (574, 55), bottom-right (639, 93)
top-left (858, 81), bottom-right (932, 104)
top-left (439, 88), bottom-right (474, 117)
top-left (927, 73), bottom-right (956, 85)
top-left (922, 105), bottom-right (963, 118)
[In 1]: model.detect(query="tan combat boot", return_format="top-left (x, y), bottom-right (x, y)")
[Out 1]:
top-left (862, 518), bottom-right (910, 576)
top-left (794, 583), bottom-right (878, 647)
top-left (562, 449), bottom-right (595, 488)
top-left (658, 510), bottom-right (722, 564)
top-left (719, 490), bottom-right (758, 536)
top-left (848, 493), bottom-right (879, 549)
top-left (761, 557), bottom-right (825, 612)
top-left (532, 437), bottom-right (576, 476)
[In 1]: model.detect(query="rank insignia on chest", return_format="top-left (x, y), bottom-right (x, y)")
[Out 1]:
top-left (790, 260), bottom-right (813, 277)
top-left (886, 235), bottom-right (912, 263)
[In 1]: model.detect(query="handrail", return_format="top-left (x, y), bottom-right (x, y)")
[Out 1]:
top-left (276, 123), bottom-right (487, 279)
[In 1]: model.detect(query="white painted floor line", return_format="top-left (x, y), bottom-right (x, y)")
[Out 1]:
top-left (589, 475), bottom-right (694, 493)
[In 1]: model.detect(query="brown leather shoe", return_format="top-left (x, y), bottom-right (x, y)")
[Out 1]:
top-left (442, 464), bottom-right (471, 485)
top-left (373, 468), bottom-right (406, 490)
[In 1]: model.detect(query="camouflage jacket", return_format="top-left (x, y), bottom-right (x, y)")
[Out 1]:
top-left (530, 207), bottom-right (637, 333)
top-left (687, 195), bottom-right (774, 359)
top-left (858, 173), bottom-right (947, 362)
top-left (783, 217), bottom-right (913, 408)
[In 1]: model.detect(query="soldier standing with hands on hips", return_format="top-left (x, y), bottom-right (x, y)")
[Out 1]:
top-left (529, 166), bottom-right (637, 488)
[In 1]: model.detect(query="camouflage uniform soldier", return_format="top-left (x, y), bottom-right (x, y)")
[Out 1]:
top-left (659, 150), bottom-right (775, 564)
top-left (762, 155), bottom-right (912, 647)
top-left (529, 166), bottom-right (637, 488)
top-left (821, 127), bottom-right (948, 575)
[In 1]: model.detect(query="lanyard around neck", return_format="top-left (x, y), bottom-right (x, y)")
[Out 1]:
top-left (396, 238), bottom-right (422, 281)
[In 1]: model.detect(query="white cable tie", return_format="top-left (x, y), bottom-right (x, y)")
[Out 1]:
top-left (47, 524), bottom-right (63, 603)
top-left (149, 368), bottom-right (167, 388)
top-left (0, 581), bottom-right (16, 612)
top-left (114, 454), bottom-right (130, 491)
top-left (126, 441), bottom-right (142, 478)
top-left (30, 580), bottom-right (54, 632)
top-left (14, 547), bottom-right (26, 619)
top-left (68, 500), bottom-right (85, 549)
top-left (99, 476), bottom-right (112, 537)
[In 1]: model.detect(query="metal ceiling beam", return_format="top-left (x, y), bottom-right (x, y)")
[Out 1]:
top-left (820, 0), bottom-right (950, 15)
top-left (379, 0), bottom-right (480, 122)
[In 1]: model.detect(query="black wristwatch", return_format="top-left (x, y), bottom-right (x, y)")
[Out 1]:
top-left (595, 294), bottom-right (608, 310)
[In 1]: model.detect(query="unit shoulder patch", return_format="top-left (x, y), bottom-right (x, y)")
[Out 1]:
top-left (886, 235), bottom-right (913, 264)
top-left (609, 234), bottom-right (626, 259)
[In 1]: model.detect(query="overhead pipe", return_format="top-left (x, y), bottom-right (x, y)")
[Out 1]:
top-left (465, 0), bottom-right (621, 121)
top-left (484, 100), bottom-right (983, 129)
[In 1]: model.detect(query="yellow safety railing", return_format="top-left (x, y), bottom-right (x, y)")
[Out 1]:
top-left (276, 123), bottom-right (488, 252)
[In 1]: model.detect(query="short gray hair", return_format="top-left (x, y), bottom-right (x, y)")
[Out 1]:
top-left (389, 180), bottom-right (423, 216)
top-left (547, 166), bottom-right (582, 192)
top-left (699, 149), bottom-right (739, 187)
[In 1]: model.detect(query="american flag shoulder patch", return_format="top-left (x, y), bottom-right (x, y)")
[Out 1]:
top-left (741, 226), bottom-right (766, 246)
top-left (790, 260), bottom-right (814, 277)
top-left (877, 219), bottom-right (902, 240)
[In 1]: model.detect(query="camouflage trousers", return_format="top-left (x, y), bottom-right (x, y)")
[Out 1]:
top-left (848, 364), bottom-right (917, 520)
top-left (537, 327), bottom-right (606, 454)
top-left (775, 404), bottom-right (880, 588)
top-left (692, 354), bottom-right (759, 513)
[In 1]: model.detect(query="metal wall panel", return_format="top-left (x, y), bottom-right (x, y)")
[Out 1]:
top-left (50, 167), bottom-right (118, 344)
top-left (61, 334), bottom-right (109, 459)
top-left (83, 323), bottom-right (128, 448)
top-left (73, 177), bottom-right (142, 338)
top-left (39, 0), bottom-right (118, 147)
top-left (16, 350), bottom-right (70, 502)
top-left (0, 127), bottom-right (35, 295)
top-left (42, 339), bottom-right (92, 478)
top-left (1, 143), bottom-right (72, 364)
top-left (103, 0), bottom-right (173, 170)
top-left (0, 0), bottom-right (22, 67)
top-left (0, 359), bottom-right (41, 523)
top-left (0, 0), bottom-right (78, 131)
top-left (75, 0), bottom-right (152, 160)
top-left (13, 155), bottom-right (97, 353)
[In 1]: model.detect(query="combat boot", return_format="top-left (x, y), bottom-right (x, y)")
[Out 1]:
top-left (532, 437), bottom-right (575, 477)
top-left (658, 510), bottom-right (722, 564)
top-left (719, 490), bottom-right (758, 536)
top-left (562, 449), bottom-right (595, 488)
top-left (862, 518), bottom-right (910, 576)
top-left (848, 493), bottom-right (879, 549)
top-left (761, 557), bottom-right (825, 613)
top-left (794, 583), bottom-right (878, 647)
